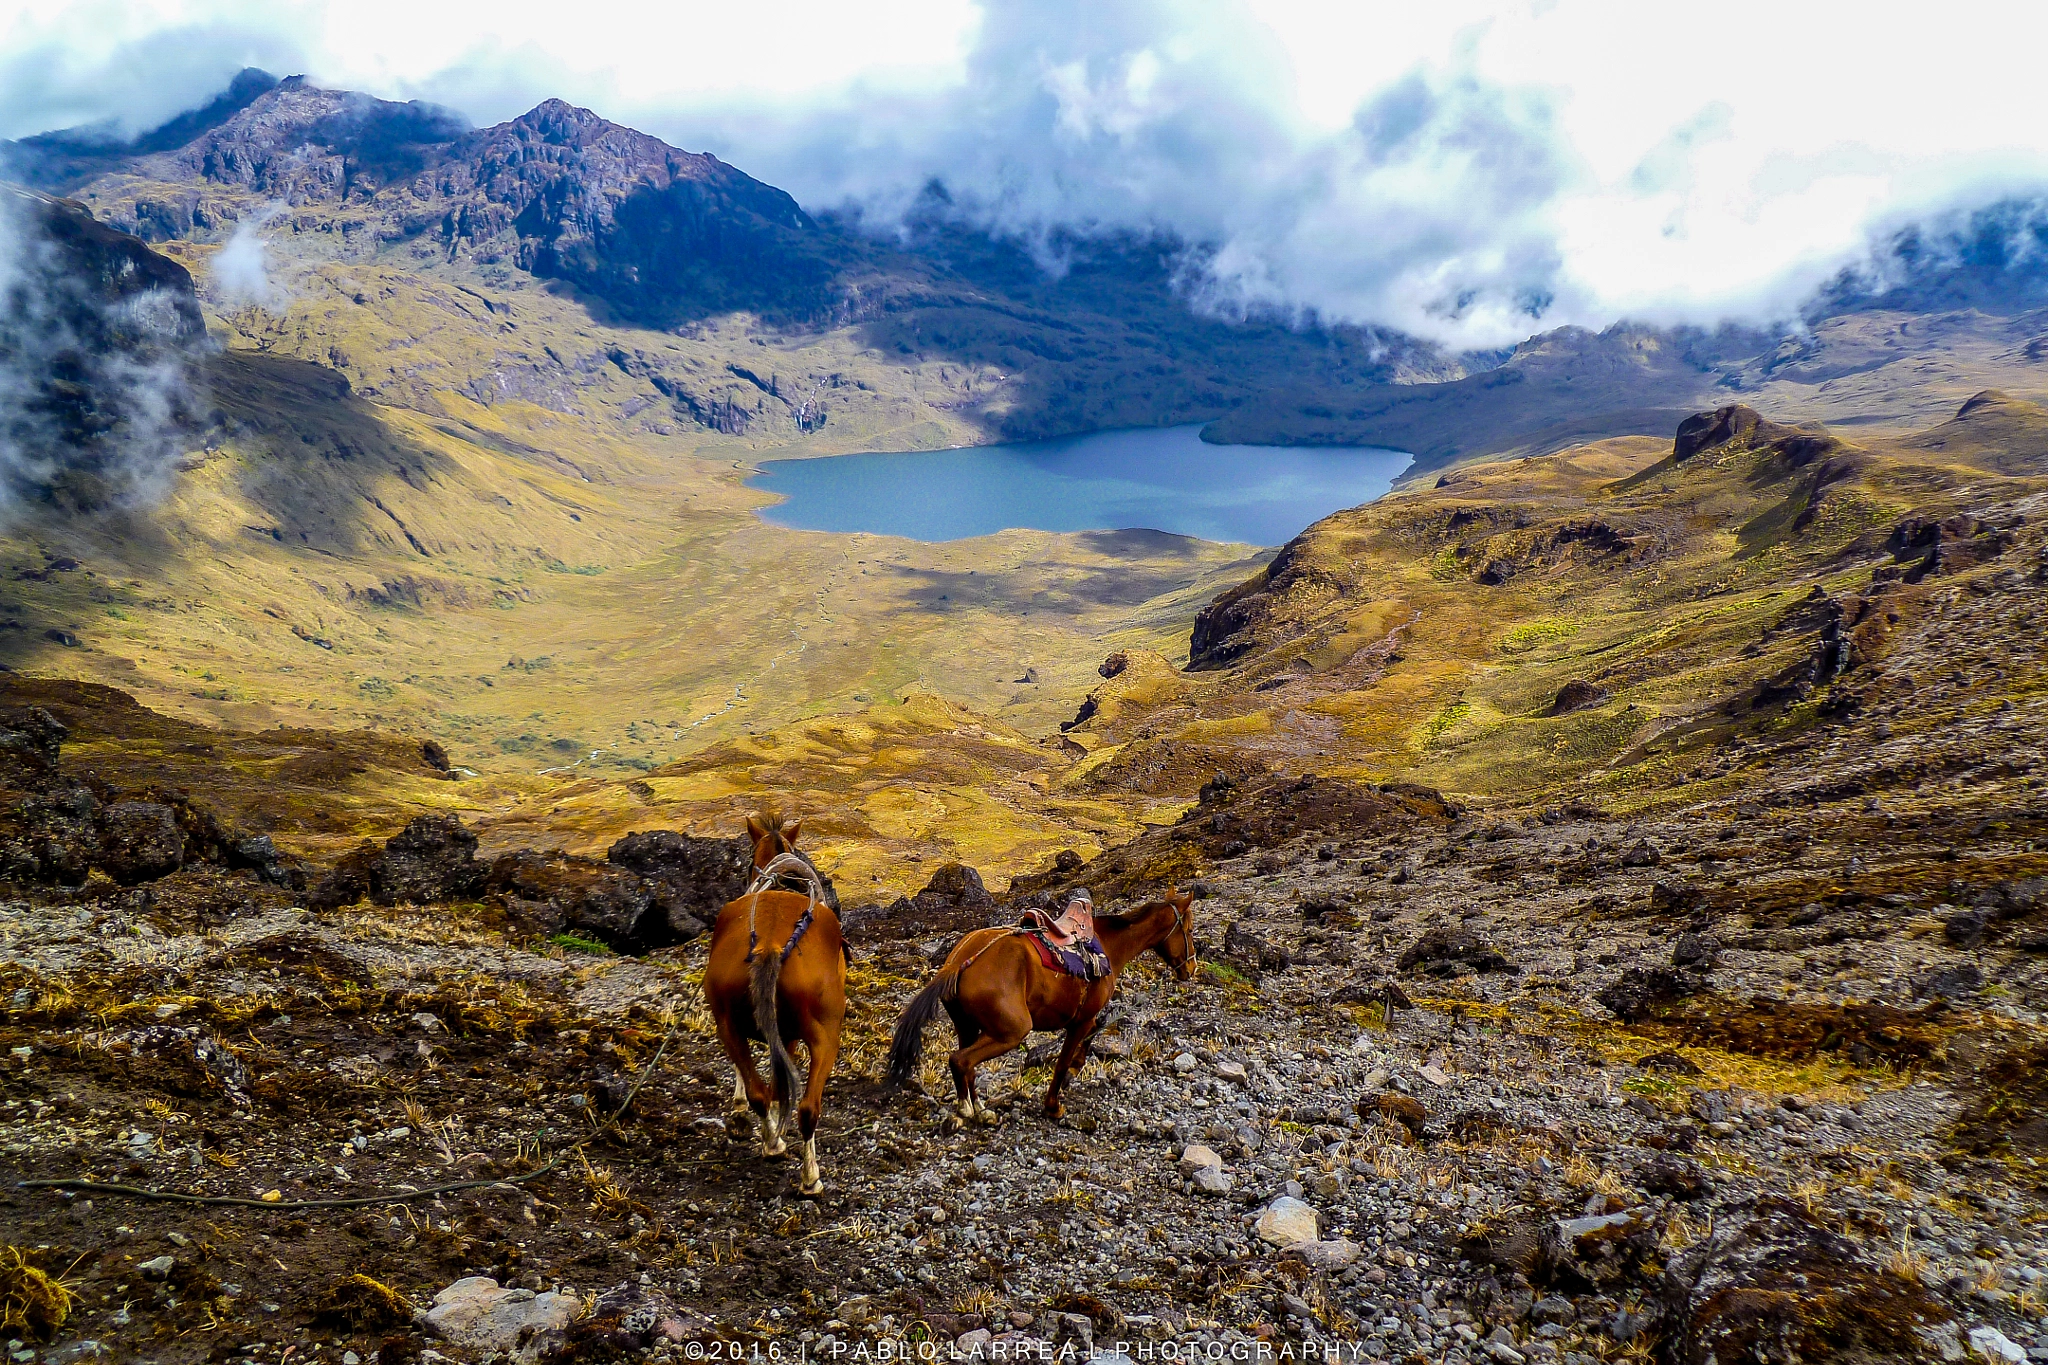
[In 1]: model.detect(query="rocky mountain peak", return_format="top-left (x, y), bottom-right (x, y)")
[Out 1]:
top-left (139, 78), bottom-right (468, 203)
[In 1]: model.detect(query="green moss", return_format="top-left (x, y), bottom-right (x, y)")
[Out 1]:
top-left (1497, 617), bottom-right (1582, 654)
top-left (548, 933), bottom-right (613, 956)
top-left (1418, 700), bottom-right (1472, 748)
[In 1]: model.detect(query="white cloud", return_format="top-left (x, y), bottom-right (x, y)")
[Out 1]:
top-left (5, 0), bottom-right (2048, 345)
top-left (207, 201), bottom-right (284, 309)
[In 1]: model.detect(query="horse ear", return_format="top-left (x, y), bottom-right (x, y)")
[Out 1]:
top-left (784, 818), bottom-right (802, 845)
top-left (1177, 889), bottom-right (1193, 908)
top-left (746, 814), bottom-right (768, 843)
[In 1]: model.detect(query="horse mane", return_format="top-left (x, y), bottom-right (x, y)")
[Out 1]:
top-left (749, 807), bottom-right (794, 836)
top-left (1094, 897), bottom-right (1169, 931)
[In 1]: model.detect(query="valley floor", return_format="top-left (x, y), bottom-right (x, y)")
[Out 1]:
top-left (2, 638), bottom-right (2045, 1364)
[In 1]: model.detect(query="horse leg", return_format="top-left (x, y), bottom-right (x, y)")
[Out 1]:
top-left (1043, 1014), bottom-right (1099, 1120)
top-left (712, 1006), bottom-right (782, 1155)
top-left (794, 1024), bottom-right (839, 1197)
top-left (945, 1020), bottom-right (1028, 1134)
top-left (944, 1005), bottom-right (997, 1121)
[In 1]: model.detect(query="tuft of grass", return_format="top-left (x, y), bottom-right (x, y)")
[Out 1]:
top-left (1884, 1235), bottom-right (1926, 1285)
top-left (580, 1154), bottom-right (635, 1217)
top-left (1198, 959), bottom-right (1255, 990)
top-left (311, 1273), bottom-right (413, 1331)
top-left (548, 932), bottom-right (614, 956)
top-left (0, 1248), bottom-right (76, 1341)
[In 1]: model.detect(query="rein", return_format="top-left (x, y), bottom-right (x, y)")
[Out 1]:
top-left (1168, 896), bottom-right (1198, 973)
top-left (746, 850), bottom-right (825, 963)
top-left (961, 896), bottom-right (1195, 980)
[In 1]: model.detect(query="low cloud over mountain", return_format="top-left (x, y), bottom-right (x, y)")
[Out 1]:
top-left (5, 1), bottom-right (2048, 347)
top-left (0, 189), bottom-right (206, 522)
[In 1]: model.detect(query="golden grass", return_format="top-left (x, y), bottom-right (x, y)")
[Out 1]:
top-left (311, 1273), bottom-right (413, 1331)
top-left (0, 1249), bottom-right (75, 1341)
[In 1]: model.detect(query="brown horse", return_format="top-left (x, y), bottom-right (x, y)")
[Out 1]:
top-left (887, 889), bottom-right (1196, 1128)
top-left (703, 812), bottom-right (846, 1194)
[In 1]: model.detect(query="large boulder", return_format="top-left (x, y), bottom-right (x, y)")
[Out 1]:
top-left (309, 814), bottom-right (484, 909)
top-left (95, 801), bottom-right (185, 883)
top-left (605, 828), bottom-right (838, 937)
top-left (1649, 1198), bottom-right (1944, 1364)
top-left (842, 860), bottom-right (994, 941)
top-left (1254, 1197), bottom-right (1321, 1247)
top-left (1398, 926), bottom-right (1510, 976)
top-left (1597, 966), bottom-right (1706, 1023)
top-left (0, 707), bottom-right (66, 792)
top-left (484, 850), bottom-right (665, 949)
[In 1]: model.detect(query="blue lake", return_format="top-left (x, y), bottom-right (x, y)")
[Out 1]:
top-left (748, 424), bottom-right (1412, 546)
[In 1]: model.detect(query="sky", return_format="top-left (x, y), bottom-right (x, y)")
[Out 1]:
top-left (4, 0), bottom-right (2048, 347)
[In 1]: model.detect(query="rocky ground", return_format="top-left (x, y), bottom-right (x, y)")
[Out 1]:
top-left (2, 601), bottom-right (2047, 1365)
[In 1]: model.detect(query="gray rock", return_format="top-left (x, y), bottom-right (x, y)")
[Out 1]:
top-left (1286, 1239), bottom-right (1362, 1269)
top-left (423, 1276), bottom-right (577, 1364)
top-left (1255, 1196), bottom-right (1320, 1246)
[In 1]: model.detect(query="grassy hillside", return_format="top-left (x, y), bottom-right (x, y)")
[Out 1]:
top-left (1059, 393), bottom-right (2048, 823)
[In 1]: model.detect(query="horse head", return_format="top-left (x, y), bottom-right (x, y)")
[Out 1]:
top-left (1154, 887), bottom-right (1198, 981)
top-left (746, 809), bottom-right (803, 871)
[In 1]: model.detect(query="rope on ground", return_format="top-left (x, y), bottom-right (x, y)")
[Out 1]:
top-left (17, 1022), bottom-right (680, 1212)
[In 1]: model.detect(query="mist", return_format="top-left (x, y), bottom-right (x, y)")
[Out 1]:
top-left (0, 191), bottom-right (205, 524)
top-left (6, 1), bottom-right (2048, 346)
top-left (208, 204), bottom-right (287, 311)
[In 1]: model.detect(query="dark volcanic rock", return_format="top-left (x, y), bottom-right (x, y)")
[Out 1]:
top-left (1596, 966), bottom-right (1704, 1023)
top-left (605, 828), bottom-right (836, 939)
top-left (1547, 679), bottom-right (1609, 715)
top-left (95, 801), bottom-right (185, 884)
top-left (1650, 1198), bottom-right (1943, 1364)
top-left (310, 815), bottom-right (484, 909)
top-left (1224, 919), bottom-right (1291, 976)
top-left (1397, 926), bottom-right (1509, 977)
top-left (1641, 1153), bottom-right (1710, 1201)
top-left (0, 707), bottom-right (67, 792)
top-left (1670, 931), bottom-right (1718, 969)
top-left (1916, 963), bottom-right (1984, 1000)
top-left (843, 861), bottom-right (994, 942)
top-left (484, 850), bottom-right (661, 949)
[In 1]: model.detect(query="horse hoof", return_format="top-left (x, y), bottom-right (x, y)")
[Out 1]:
top-left (798, 1179), bottom-right (825, 1198)
top-left (975, 1108), bottom-right (1001, 1128)
top-left (762, 1142), bottom-right (789, 1159)
top-left (940, 1114), bottom-right (964, 1135)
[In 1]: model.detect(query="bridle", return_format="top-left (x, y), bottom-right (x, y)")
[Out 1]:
top-left (1164, 896), bottom-right (1198, 978)
top-left (745, 848), bottom-right (825, 963)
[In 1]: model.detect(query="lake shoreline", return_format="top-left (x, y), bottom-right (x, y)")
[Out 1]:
top-left (747, 423), bottom-right (1414, 547)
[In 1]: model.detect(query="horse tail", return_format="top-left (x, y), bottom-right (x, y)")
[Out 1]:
top-left (751, 946), bottom-right (800, 1102)
top-left (887, 968), bottom-right (961, 1088)
top-left (743, 851), bottom-right (823, 1103)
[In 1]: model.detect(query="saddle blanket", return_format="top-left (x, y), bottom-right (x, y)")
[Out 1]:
top-left (1022, 929), bottom-right (1112, 981)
